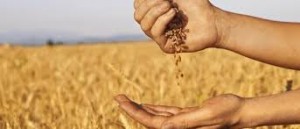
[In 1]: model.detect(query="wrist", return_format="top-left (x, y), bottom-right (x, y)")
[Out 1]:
top-left (237, 98), bottom-right (261, 128)
top-left (240, 90), bottom-right (300, 128)
top-left (238, 97), bottom-right (274, 128)
top-left (212, 7), bottom-right (233, 49)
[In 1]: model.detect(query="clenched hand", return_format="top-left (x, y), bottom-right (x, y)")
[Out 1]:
top-left (134, 0), bottom-right (221, 53)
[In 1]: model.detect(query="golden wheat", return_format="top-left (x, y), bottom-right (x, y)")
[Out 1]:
top-left (0, 42), bottom-right (299, 129)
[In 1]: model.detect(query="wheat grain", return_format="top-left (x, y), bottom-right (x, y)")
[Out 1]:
top-left (165, 6), bottom-right (189, 86)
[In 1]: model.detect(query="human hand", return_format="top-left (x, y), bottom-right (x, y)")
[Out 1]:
top-left (115, 94), bottom-right (246, 129)
top-left (133, 0), bottom-right (223, 53)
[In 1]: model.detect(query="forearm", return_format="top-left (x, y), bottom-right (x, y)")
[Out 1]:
top-left (215, 7), bottom-right (300, 70)
top-left (239, 89), bottom-right (300, 128)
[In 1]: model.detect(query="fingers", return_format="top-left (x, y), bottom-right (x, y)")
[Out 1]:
top-left (142, 105), bottom-right (173, 116)
top-left (136, 0), bottom-right (173, 38)
top-left (161, 109), bottom-right (216, 129)
top-left (134, 0), bottom-right (165, 23)
top-left (151, 8), bottom-right (175, 38)
top-left (134, 0), bottom-right (177, 52)
top-left (115, 95), bottom-right (154, 125)
top-left (151, 9), bottom-right (176, 52)
top-left (140, 1), bottom-right (172, 33)
top-left (178, 107), bottom-right (198, 113)
top-left (134, 0), bottom-right (145, 9)
top-left (115, 95), bottom-right (167, 128)
top-left (143, 104), bottom-right (182, 114)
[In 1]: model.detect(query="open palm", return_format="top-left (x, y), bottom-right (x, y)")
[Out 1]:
top-left (115, 94), bottom-right (245, 129)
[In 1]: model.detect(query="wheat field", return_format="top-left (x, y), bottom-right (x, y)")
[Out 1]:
top-left (0, 41), bottom-right (299, 129)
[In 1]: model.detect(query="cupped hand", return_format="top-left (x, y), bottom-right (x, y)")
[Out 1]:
top-left (115, 94), bottom-right (246, 129)
top-left (134, 0), bottom-right (221, 53)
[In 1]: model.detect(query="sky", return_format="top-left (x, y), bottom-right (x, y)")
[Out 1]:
top-left (0, 0), bottom-right (300, 43)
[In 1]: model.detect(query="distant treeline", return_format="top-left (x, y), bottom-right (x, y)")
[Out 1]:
top-left (46, 39), bottom-right (64, 46)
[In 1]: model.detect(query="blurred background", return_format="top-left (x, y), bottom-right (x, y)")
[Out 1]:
top-left (1, 1), bottom-right (300, 129)
top-left (0, 0), bottom-right (300, 45)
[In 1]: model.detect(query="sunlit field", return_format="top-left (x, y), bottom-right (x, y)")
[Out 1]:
top-left (0, 41), bottom-right (299, 129)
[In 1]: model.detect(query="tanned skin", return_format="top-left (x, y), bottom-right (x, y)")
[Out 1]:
top-left (115, 0), bottom-right (300, 128)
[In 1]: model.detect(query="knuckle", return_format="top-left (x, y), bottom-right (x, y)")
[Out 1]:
top-left (141, 20), bottom-right (151, 31)
top-left (134, 11), bottom-right (141, 22)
